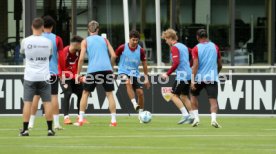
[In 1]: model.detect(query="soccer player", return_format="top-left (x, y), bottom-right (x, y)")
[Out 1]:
top-left (161, 29), bottom-right (194, 124)
top-left (20, 17), bottom-right (55, 136)
top-left (115, 30), bottom-right (150, 122)
top-left (58, 36), bottom-right (85, 124)
top-left (190, 29), bottom-right (222, 128)
top-left (28, 15), bottom-right (64, 130)
top-left (74, 20), bottom-right (117, 127)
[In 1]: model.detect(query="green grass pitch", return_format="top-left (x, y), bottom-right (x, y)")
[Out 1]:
top-left (0, 116), bottom-right (275, 154)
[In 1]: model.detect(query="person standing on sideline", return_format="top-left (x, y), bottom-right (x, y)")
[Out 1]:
top-left (190, 29), bottom-right (222, 128)
top-left (20, 17), bottom-right (55, 136)
top-left (115, 30), bottom-right (150, 123)
top-left (58, 36), bottom-right (86, 125)
top-left (74, 20), bottom-right (117, 127)
top-left (28, 15), bottom-right (64, 130)
top-left (161, 29), bottom-right (194, 124)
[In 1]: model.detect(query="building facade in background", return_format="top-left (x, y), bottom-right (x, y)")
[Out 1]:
top-left (0, 0), bottom-right (275, 66)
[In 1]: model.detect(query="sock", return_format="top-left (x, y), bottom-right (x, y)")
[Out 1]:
top-left (79, 111), bottom-right (85, 122)
top-left (189, 111), bottom-right (195, 118)
top-left (64, 115), bottom-right (69, 120)
top-left (111, 113), bottom-right (116, 123)
top-left (47, 121), bottom-right (53, 130)
top-left (211, 112), bottom-right (217, 122)
top-left (28, 115), bottom-right (36, 127)
top-left (53, 114), bottom-right (60, 126)
top-left (138, 109), bottom-right (144, 114)
top-left (23, 122), bottom-right (29, 131)
top-left (193, 110), bottom-right (199, 119)
top-left (180, 107), bottom-right (189, 117)
top-left (131, 98), bottom-right (138, 106)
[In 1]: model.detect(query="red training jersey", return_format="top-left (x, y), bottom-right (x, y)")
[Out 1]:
top-left (58, 46), bottom-right (80, 79)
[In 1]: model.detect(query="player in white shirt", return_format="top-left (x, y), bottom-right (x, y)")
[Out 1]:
top-left (19, 18), bottom-right (55, 136)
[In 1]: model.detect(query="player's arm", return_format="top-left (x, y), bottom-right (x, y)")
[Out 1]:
top-left (141, 48), bottom-right (150, 89)
top-left (191, 47), bottom-right (199, 90)
top-left (56, 36), bottom-right (64, 53)
top-left (166, 46), bottom-right (180, 76)
top-left (106, 39), bottom-right (116, 70)
top-left (216, 45), bottom-right (222, 73)
top-left (58, 48), bottom-right (66, 78)
top-left (49, 41), bottom-right (53, 61)
top-left (188, 47), bottom-right (193, 67)
top-left (77, 39), bottom-right (87, 77)
top-left (115, 44), bottom-right (124, 59)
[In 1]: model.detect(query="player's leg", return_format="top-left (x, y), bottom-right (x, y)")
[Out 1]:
top-left (125, 76), bottom-right (140, 111)
top-left (61, 80), bottom-right (73, 124)
top-left (20, 80), bottom-right (36, 136)
top-left (43, 102), bottom-right (55, 136)
top-left (39, 81), bottom-right (55, 135)
top-left (180, 95), bottom-right (192, 112)
top-left (28, 95), bottom-right (40, 129)
top-left (74, 73), bottom-right (95, 126)
top-left (171, 95), bottom-right (192, 124)
top-left (190, 83), bottom-right (203, 127)
top-left (136, 88), bottom-right (144, 112)
top-left (73, 90), bottom-right (90, 126)
top-left (51, 76), bottom-right (62, 130)
top-left (134, 78), bottom-right (146, 123)
top-left (190, 95), bottom-right (200, 127)
top-left (73, 82), bottom-right (88, 123)
top-left (170, 81), bottom-right (191, 124)
top-left (106, 91), bottom-right (117, 126)
top-left (103, 72), bottom-right (116, 126)
top-left (179, 94), bottom-right (194, 124)
top-left (179, 81), bottom-right (193, 115)
top-left (206, 82), bottom-right (221, 128)
top-left (133, 77), bottom-right (144, 113)
top-left (20, 102), bottom-right (32, 136)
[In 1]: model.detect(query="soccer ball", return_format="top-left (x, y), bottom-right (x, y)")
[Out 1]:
top-left (139, 111), bottom-right (152, 123)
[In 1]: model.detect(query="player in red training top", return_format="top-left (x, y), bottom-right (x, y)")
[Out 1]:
top-left (59, 36), bottom-right (88, 125)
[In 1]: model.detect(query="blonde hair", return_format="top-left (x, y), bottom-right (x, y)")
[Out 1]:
top-left (162, 28), bottom-right (178, 40)
top-left (88, 20), bottom-right (99, 33)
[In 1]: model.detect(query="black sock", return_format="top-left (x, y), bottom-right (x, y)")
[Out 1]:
top-left (23, 122), bottom-right (29, 131)
top-left (47, 121), bottom-right (53, 130)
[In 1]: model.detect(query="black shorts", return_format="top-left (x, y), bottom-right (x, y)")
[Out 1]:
top-left (49, 75), bottom-right (59, 95)
top-left (120, 74), bottom-right (143, 90)
top-left (191, 81), bottom-right (218, 99)
top-left (171, 80), bottom-right (191, 95)
top-left (60, 79), bottom-right (83, 96)
top-left (83, 71), bottom-right (114, 92)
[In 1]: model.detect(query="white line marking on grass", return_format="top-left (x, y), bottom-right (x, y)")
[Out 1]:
top-left (263, 129), bottom-right (276, 131)
top-left (21, 144), bottom-right (276, 152)
top-left (26, 145), bottom-right (188, 150)
top-left (0, 128), bottom-right (49, 131)
top-left (135, 128), bottom-right (208, 131)
top-left (1, 134), bottom-right (276, 139)
top-left (0, 129), bottom-right (19, 131)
